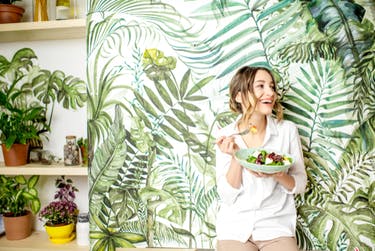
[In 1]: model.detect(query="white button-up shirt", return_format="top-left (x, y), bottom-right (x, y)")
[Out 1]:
top-left (215, 115), bottom-right (307, 242)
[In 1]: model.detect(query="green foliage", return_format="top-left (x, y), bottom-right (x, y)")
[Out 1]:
top-left (77, 137), bottom-right (88, 148)
top-left (86, 1), bottom-right (374, 250)
top-left (89, 105), bottom-right (127, 196)
top-left (307, 0), bottom-right (372, 69)
top-left (90, 210), bottom-right (146, 250)
top-left (0, 92), bottom-right (45, 149)
top-left (0, 0), bottom-right (22, 4)
top-left (88, 42), bottom-right (217, 247)
top-left (192, 0), bottom-right (308, 78)
top-left (284, 59), bottom-right (374, 250)
top-left (0, 48), bottom-right (87, 148)
top-left (0, 175), bottom-right (41, 216)
top-left (279, 0), bottom-right (375, 122)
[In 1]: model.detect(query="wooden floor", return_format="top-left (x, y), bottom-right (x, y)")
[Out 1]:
top-left (118, 249), bottom-right (213, 251)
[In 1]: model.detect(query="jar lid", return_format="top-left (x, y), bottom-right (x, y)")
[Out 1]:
top-left (66, 135), bottom-right (76, 139)
top-left (78, 213), bottom-right (89, 222)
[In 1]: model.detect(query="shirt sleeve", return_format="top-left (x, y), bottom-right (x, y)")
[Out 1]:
top-left (285, 123), bottom-right (307, 195)
top-left (215, 143), bottom-right (244, 205)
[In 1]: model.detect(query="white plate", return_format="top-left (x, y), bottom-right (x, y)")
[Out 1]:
top-left (235, 148), bottom-right (293, 174)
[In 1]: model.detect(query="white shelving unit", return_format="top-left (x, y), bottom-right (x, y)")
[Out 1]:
top-left (0, 19), bottom-right (88, 251)
top-left (0, 19), bottom-right (86, 42)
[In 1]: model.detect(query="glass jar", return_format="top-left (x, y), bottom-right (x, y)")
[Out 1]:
top-left (63, 135), bottom-right (80, 166)
top-left (56, 0), bottom-right (70, 20)
top-left (76, 213), bottom-right (89, 246)
top-left (34, 0), bottom-right (49, 21)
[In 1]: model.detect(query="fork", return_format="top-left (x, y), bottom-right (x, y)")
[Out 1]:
top-left (229, 128), bottom-right (250, 137)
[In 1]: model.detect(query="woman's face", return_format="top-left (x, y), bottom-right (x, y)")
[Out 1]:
top-left (251, 69), bottom-right (276, 115)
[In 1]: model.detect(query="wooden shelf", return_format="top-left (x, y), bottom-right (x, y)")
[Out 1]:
top-left (0, 19), bottom-right (86, 42)
top-left (0, 162), bottom-right (88, 176)
top-left (0, 231), bottom-right (88, 251)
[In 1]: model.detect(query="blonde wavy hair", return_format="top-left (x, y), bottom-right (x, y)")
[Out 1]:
top-left (229, 66), bottom-right (283, 124)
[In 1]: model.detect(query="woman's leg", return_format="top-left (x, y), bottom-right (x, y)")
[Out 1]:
top-left (256, 237), bottom-right (299, 251)
top-left (217, 240), bottom-right (258, 251)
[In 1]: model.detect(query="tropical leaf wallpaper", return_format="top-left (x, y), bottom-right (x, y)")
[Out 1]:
top-left (86, 1), bottom-right (374, 251)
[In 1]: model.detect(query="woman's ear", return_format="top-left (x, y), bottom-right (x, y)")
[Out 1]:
top-left (235, 92), bottom-right (242, 103)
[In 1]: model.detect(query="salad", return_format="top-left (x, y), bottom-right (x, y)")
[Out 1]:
top-left (246, 150), bottom-right (292, 166)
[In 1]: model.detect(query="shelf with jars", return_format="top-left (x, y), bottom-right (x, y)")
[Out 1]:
top-left (0, 18), bottom-right (85, 42)
top-left (0, 162), bottom-right (87, 176)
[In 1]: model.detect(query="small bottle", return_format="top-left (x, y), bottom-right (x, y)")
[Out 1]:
top-left (63, 135), bottom-right (80, 166)
top-left (76, 213), bottom-right (89, 246)
top-left (72, 0), bottom-right (86, 19)
top-left (34, 0), bottom-right (49, 21)
top-left (56, 0), bottom-right (70, 20)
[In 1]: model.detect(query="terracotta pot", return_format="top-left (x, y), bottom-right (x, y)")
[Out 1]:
top-left (1, 143), bottom-right (29, 166)
top-left (0, 4), bottom-right (25, 24)
top-left (3, 211), bottom-right (32, 240)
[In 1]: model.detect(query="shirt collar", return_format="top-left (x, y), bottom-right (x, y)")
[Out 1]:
top-left (263, 115), bottom-right (278, 145)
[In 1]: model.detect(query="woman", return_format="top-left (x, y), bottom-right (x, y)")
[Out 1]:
top-left (215, 66), bottom-right (307, 251)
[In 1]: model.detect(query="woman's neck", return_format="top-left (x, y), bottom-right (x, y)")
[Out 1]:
top-left (239, 114), bottom-right (267, 148)
top-left (239, 114), bottom-right (267, 135)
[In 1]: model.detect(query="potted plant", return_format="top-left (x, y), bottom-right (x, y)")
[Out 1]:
top-left (0, 0), bottom-right (24, 24)
top-left (0, 93), bottom-right (45, 166)
top-left (39, 175), bottom-right (79, 243)
top-left (0, 174), bottom-right (41, 240)
top-left (77, 137), bottom-right (88, 167)
top-left (0, 47), bottom-right (87, 165)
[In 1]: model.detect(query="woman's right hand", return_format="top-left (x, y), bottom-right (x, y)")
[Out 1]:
top-left (216, 136), bottom-right (239, 156)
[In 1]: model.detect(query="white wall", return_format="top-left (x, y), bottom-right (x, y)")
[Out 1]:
top-left (0, 39), bottom-right (88, 230)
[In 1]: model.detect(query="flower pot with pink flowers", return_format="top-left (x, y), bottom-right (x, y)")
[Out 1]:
top-left (39, 176), bottom-right (79, 244)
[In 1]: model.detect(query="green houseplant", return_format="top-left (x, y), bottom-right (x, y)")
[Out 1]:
top-left (0, 0), bottom-right (24, 24)
top-left (77, 137), bottom-right (88, 166)
top-left (0, 0), bottom-right (22, 3)
top-left (0, 48), bottom-right (87, 165)
top-left (39, 176), bottom-right (79, 243)
top-left (0, 92), bottom-right (45, 165)
top-left (0, 174), bottom-right (41, 240)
